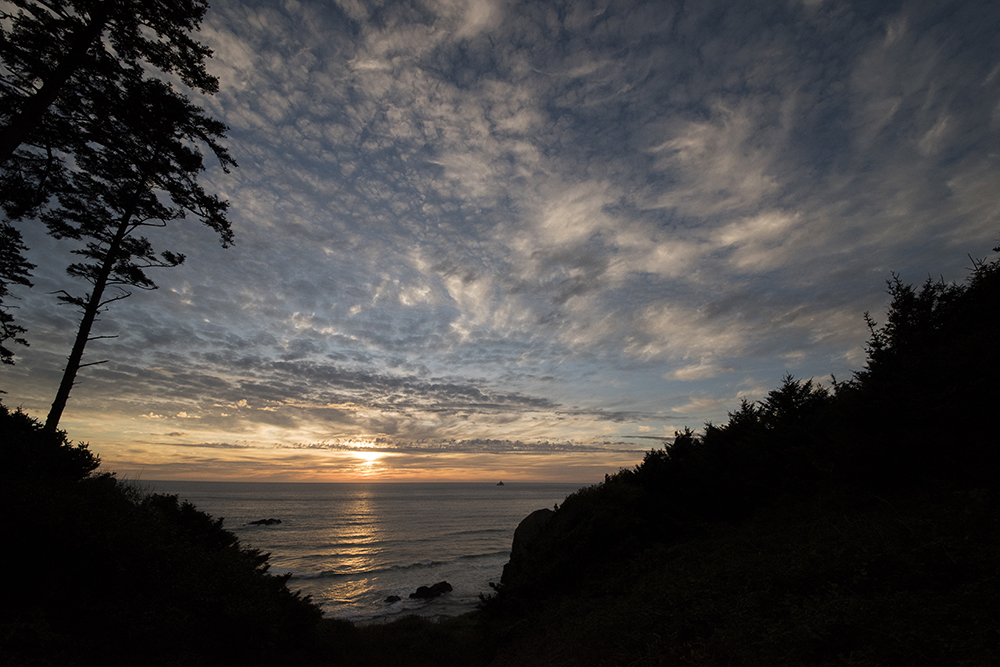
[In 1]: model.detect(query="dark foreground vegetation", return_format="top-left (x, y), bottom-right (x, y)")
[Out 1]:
top-left (0, 407), bottom-right (322, 666)
top-left (2, 248), bottom-right (998, 666)
top-left (473, 249), bottom-right (1000, 666)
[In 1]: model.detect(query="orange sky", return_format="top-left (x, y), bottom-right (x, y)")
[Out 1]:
top-left (59, 411), bottom-right (647, 483)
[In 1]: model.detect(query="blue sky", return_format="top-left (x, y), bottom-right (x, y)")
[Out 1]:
top-left (4, 0), bottom-right (999, 481)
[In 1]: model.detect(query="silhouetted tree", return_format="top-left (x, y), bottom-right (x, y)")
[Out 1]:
top-left (0, 0), bottom-right (216, 164)
top-left (492, 248), bottom-right (1000, 666)
top-left (0, 221), bottom-right (33, 364)
top-left (759, 375), bottom-right (831, 429)
top-left (0, 0), bottom-right (218, 361)
top-left (42, 73), bottom-right (234, 432)
top-left (0, 400), bottom-right (99, 480)
top-left (843, 251), bottom-right (1000, 481)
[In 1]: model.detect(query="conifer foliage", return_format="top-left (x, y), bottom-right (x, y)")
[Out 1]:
top-left (496, 246), bottom-right (1000, 604)
top-left (487, 249), bottom-right (1000, 665)
top-left (0, 0), bottom-right (230, 373)
top-left (0, 0), bottom-right (218, 166)
top-left (1, 1), bottom-right (236, 426)
top-left (40, 70), bottom-right (235, 432)
top-left (0, 221), bottom-right (33, 363)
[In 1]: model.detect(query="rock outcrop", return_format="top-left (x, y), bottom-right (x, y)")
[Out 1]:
top-left (501, 507), bottom-right (554, 585)
top-left (409, 581), bottom-right (453, 599)
top-left (247, 518), bottom-right (282, 525)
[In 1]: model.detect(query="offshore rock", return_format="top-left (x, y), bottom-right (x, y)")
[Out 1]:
top-left (247, 518), bottom-right (282, 525)
top-left (409, 581), bottom-right (453, 599)
top-left (501, 507), bottom-right (554, 585)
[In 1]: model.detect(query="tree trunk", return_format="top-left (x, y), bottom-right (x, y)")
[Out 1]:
top-left (0, 7), bottom-right (110, 165)
top-left (44, 208), bottom-right (132, 433)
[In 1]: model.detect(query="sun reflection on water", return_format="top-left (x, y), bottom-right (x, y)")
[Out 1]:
top-left (319, 487), bottom-right (382, 602)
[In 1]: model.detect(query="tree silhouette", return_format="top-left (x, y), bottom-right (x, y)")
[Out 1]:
top-left (842, 252), bottom-right (1000, 481)
top-left (0, 0), bottom-right (216, 163)
top-left (0, 221), bottom-right (33, 364)
top-left (41, 73), bottom-right (234, 432)
top-left (0, 0), bottom-right (218, 361)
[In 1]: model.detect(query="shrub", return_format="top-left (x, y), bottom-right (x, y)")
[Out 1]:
top-left (0, 402), bottom-right (322, 666)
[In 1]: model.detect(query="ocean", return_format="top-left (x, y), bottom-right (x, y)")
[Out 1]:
top-left (149, 481), bottom-right (585, 624)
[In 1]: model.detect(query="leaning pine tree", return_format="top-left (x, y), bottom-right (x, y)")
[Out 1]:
top-left (41, 73), bottom-right (235, 433)
top-left (1, 0), bottom-right (218, 362)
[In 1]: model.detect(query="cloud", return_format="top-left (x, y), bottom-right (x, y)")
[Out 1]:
top-left (712, 211), bottom-right (804, 273)
top-left (168, 436), bottom-right (643, 456)
top-left (650, 103), bottom-right (785, 217)
top-left (5, 0), bottom-right (998, 480)
top-left (665, 361), bottom-right (732, 381)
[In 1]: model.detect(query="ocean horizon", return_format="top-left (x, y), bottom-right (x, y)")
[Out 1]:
top-left (149, 480), bottom-right (586, 623)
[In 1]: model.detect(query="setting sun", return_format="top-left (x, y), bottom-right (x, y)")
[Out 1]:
top-left (355, 450), bottom-right (384, 464)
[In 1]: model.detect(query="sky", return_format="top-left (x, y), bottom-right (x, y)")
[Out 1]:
top-left (3, 0), bottom-right (999, 482)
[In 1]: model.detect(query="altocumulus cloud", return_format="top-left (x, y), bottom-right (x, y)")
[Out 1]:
top-left (4, 0), bottom-right (998, 479)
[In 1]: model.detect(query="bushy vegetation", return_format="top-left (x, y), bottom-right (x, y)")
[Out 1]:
top-left (0, 405), bottom-right (322, 667)
top-left (483, 250), bottom-right (1000, 665)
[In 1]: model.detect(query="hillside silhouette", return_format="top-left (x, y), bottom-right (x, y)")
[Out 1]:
top-left (0, 407), bottom-right (321, 666)
top-left (475, 248), bottom-right (1000, 665)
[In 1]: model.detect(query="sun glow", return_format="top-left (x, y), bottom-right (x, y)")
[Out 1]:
top-left (354, 449), bottom-right (385, 464)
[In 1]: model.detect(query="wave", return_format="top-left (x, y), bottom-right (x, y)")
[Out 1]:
top-left (282, 549), bottom-right (510, 581)
top-left (457, 549), bottom-right (509, 561)
top-left (444, 528), bottom-right (508, 538)
top-left (281, 560), bottom-right (438, 581)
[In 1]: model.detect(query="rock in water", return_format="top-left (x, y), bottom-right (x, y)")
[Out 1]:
top-left (247, 518), bottom-right (282, 525)
top-left (501, 507), bottom-right (554, 584)
top-left (409, 581), bottom-right (453, 599)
